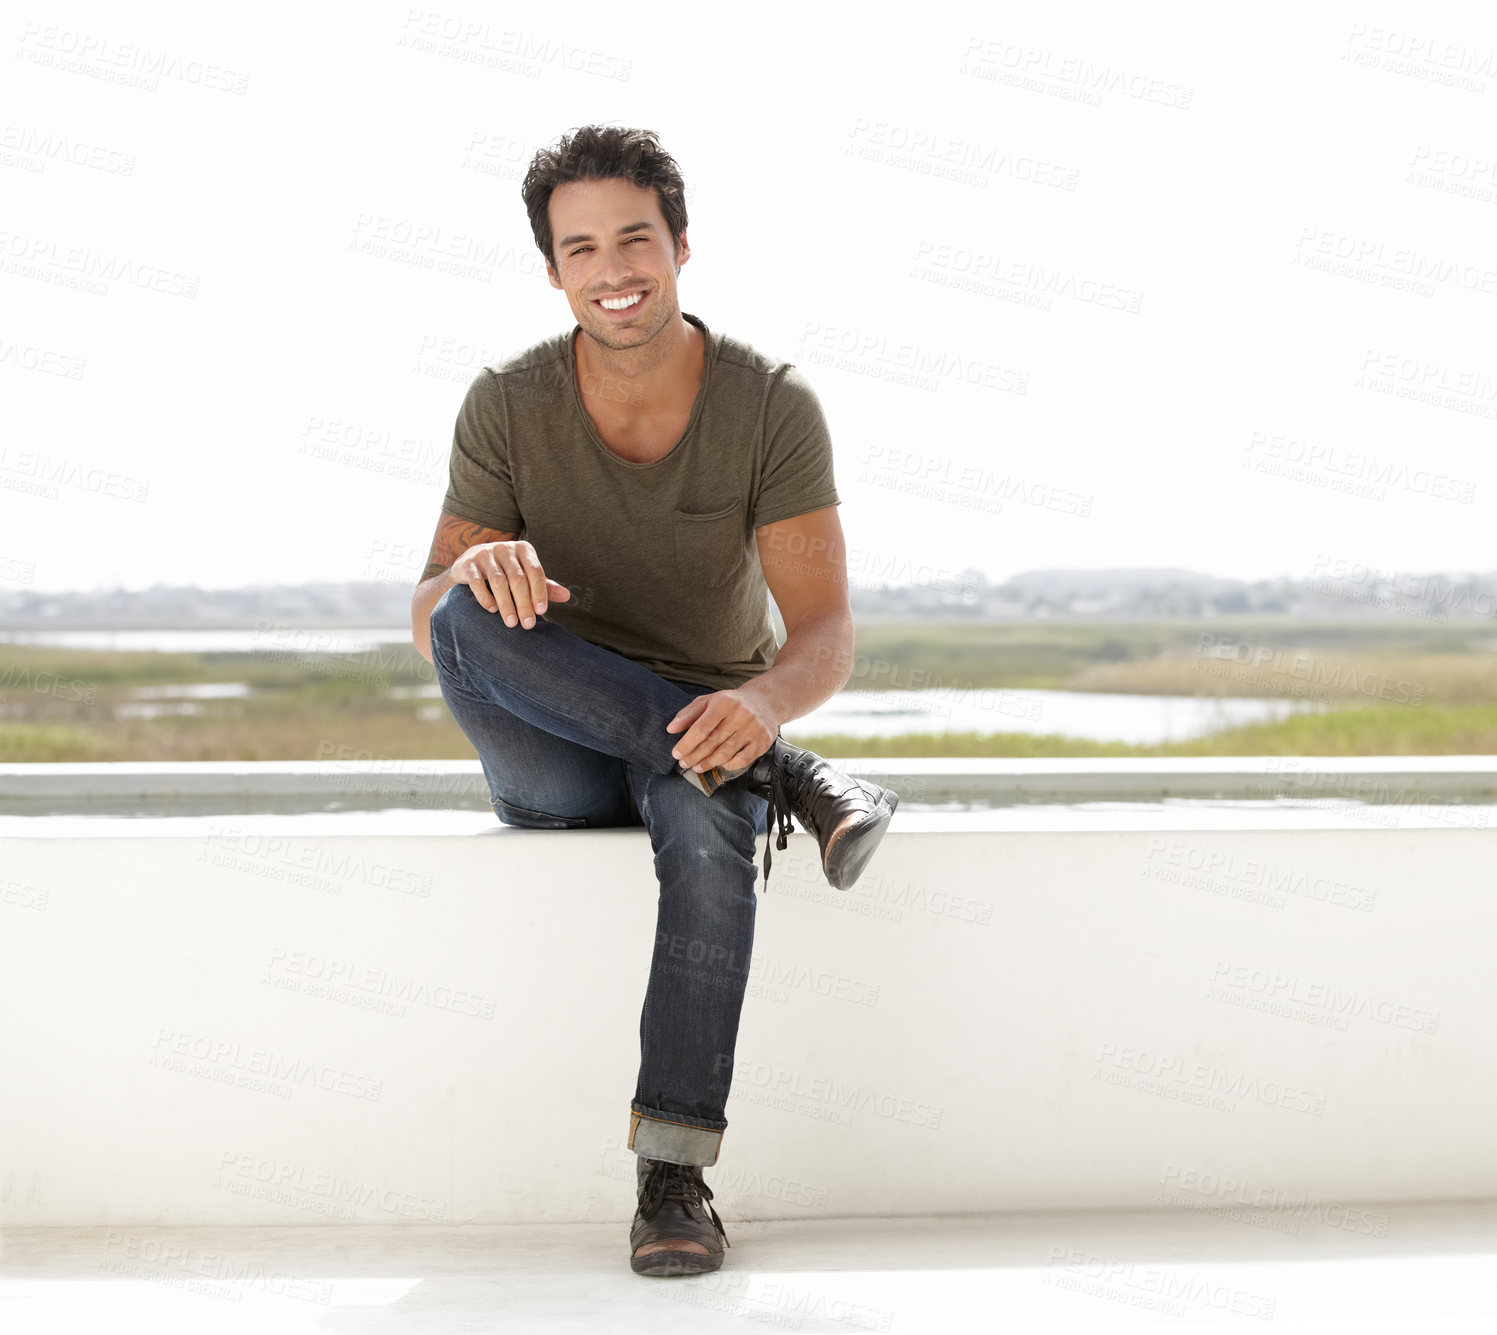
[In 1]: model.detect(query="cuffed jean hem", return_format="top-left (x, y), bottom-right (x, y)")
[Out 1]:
top-left (628, 1103), bottom-right (725, 1167)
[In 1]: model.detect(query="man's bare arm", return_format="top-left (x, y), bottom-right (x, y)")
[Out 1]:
top-left (742, 505), bottom-right (855, 723)
top-left (410, 511), bottom-right (517, 664)
top-left (667, 506), bottom-right (855, 776)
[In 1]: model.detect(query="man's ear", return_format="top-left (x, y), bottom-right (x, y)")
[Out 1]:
top-left (545, 256), bottom-right (563, 291)
top-left (674, 230), bottom-right (690, 274)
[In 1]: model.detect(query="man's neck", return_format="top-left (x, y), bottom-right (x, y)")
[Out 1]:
top-left (575, 316), bottom-right (702, 413)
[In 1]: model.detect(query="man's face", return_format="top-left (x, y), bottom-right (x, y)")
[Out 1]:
top-left (545, 176), bottom-right (689, 353)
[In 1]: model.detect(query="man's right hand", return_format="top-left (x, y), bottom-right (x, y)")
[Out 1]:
top-left (451, 540), bottom-right (571, 629)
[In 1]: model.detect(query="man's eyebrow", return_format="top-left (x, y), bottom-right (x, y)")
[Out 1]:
top-left (556, 221), bottom-right (654, 250)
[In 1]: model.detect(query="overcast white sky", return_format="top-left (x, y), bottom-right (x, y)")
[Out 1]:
top-left (3, 1), bottom-right (1495, 595)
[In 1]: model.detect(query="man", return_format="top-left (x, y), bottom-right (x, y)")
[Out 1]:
top-left (410, 125), bottom-right (898, 1278)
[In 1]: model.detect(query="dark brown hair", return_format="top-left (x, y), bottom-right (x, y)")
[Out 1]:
top-left (521, 125), bottom-right (689, 272)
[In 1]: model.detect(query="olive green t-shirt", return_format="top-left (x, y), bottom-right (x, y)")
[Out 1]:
top-left (440, 313), bottom-right (841, 691)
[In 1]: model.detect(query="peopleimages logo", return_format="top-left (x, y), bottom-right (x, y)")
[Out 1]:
top-left (1195, 631), bottom-right (1426, 707)
top-left (262, 947), bottom-right (497, 1019)
top-left (1206, 963), bottom-right (1440, 1035)
top-left (397, 10), bottom-right (632, 80)
top-left (150, 1028), bottom-right (386, 1100)
top-left (0, 228), bottom-right (199, 298)
top-left (15, 23), bottom-right (251, 93)
top-left (725, 1058), bottom-right (944, 1130)
top-left (911, 239), bottom-right (1144, 313)
top-left (1045, 1247), bottom-right (1275, 1320)
top-left (213, 1151), bottom-right (446, 1221)
top-left (0, 122), bottom-right (136, 174)
top-left (957, 36), bottom-right (1194, 110)
top-left (101, 1231), bottom-right (332, 1305)
top-left (1145, 835), bottom-right (1378, 911)
top-left (1157, 1164), bottom-right (1392, 1237)
top-left (1095, 1040), bottom-right (1327, 1116)
top-left (846, 118), bottom-right (1080, 190)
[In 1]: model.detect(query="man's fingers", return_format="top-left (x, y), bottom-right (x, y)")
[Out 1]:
top-left (668, 689), bottom-right (774, 772)
top-left (478, 554), bottom-right (518, 624)
top-left (679, 715), bottom-right (737, 769)
top-left (454, 541), bottom-right (563, 627)
top-left (688, 742), bottom-right (728, 772)
top-left (456, 558), bottom-right (498, 614)
top-left (695, 732), bottom-right (757, 773)
top-left (518, 548), bottom-right (550, 619)
top-left (671, 702), bottom-right (723, 762)
top-left (667, 696), bottom-right (708, 736)
top-left (672, 726), bottom-right (716, 764)
top-left (463, 566), bottom-right (496, 612)
top-left (490, 578), bottom-right (517, 623)
top-left (501, 550), bottom-right (537, 627)
top-left (715, 739), bottom-right (761, 773)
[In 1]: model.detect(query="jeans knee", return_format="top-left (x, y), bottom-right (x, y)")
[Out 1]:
top-left (651, 791), bottom-right (761, 877)
top-left (429, 583), bottom-right (481, 681)
top-left (429, 581), bottom-right (466, 644)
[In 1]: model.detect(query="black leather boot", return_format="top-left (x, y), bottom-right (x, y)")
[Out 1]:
top-left (731, 736), bottom-right (899, 891)
top-left (629, 1156), bottom-right (729, 1277)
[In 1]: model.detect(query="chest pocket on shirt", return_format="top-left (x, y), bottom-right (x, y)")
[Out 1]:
top-left (673, 502), bottom-right (748, 589)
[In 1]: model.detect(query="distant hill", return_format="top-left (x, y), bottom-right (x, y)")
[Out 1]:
top-left (1, 567), bottom-right (1495, 628)
top-left (0, 581), bottom-right (415, 630)
top-left (1004, 568), bottom-right (1238, 593)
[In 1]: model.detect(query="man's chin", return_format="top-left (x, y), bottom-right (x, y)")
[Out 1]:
top-left (582, 317), bottom-right (657, 349)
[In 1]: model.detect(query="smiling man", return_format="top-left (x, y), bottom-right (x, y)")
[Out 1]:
top-left (410, 125), bottom-right (898, 1278)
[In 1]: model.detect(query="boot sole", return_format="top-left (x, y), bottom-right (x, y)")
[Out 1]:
top-left (631, 1248), bottom-right (724, 1277)
top-left (824, 787), bottom-right (899, 891)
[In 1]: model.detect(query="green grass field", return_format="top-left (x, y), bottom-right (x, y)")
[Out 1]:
top-left (2, 617), bottom-right (1494, 762)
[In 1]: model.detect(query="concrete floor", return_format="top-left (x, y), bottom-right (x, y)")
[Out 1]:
top-left (3, 1200), bottom-right (1494, 1333)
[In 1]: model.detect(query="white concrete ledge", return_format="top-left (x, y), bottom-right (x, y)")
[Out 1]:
top-left (6, 756), bottom-right (1497, 803)
top-left (4, 1203), bottom-right (1496, 1331)
top-left (2, 780), bottom-right (1493, 1228)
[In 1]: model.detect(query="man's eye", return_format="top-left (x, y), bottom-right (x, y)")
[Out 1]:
top-left (569, 238), bottom-right (647, 256)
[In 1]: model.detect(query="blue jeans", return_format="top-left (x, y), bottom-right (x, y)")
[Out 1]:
top-left (427, 581), bottom-right (770, 1168)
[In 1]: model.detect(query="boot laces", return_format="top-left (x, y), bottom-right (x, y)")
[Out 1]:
top-left (759, 748), bottom-right (838, 890)
top-left (638, 1160), bottom-right (730, 1249)
top-left (760, 761), bottom-right (797, 889)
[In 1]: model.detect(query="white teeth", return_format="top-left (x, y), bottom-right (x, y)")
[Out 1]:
top-left (598, 292), bottom-right (643, 310)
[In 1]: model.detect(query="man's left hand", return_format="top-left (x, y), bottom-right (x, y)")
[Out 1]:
top-left (666, 688), bottom-right (781, 775)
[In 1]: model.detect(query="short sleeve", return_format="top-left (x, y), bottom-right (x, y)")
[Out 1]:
top-left (752, 364), bottom-right (841, 530)
top-left (441, 369), bottom-right (524, 533)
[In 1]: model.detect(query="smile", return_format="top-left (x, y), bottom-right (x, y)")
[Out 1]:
top-left (595, 291), bottom-right (644, 312)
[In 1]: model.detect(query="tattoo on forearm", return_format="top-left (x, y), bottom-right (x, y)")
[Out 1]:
top-left (422, 515), bottom-right (500, 584)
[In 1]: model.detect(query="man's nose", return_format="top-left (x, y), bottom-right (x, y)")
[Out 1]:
top-left (596, 244), bottom-right (634, 286)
